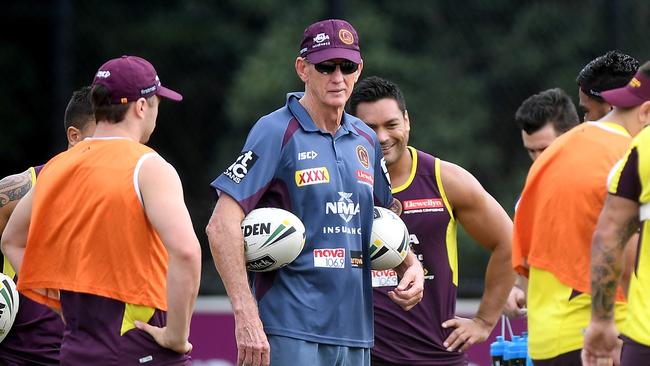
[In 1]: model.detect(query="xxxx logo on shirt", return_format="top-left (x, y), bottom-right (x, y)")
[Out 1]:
top-left (295, 167), bottom-right (330, 187)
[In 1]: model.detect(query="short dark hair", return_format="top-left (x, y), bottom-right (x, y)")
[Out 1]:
top-left (91, 84), bottom-right (156, 124)
top-left (64, 86), bottom-right (94, 131)
top-left (347, 76), bottom-right (407, 116)
top-left (515, 88), bottom-right (579, 135)
top-left (576, 50), bottom-right (639, 102)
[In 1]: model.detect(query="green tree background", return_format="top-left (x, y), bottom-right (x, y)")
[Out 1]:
top-left (2, 0), bottom-right (649, 295)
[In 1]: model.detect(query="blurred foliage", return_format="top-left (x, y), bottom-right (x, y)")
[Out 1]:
top-left (1, 0), bottom-right (649, 296)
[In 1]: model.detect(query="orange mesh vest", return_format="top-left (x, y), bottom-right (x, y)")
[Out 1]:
top-left (513, 122), bottom-right (631, 300)
top-left (18, 138), bottom-right (168, 311)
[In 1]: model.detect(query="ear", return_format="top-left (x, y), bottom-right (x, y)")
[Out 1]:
top-left (67, 126), bottom-right (81, 146)
top-left (403, 109), bottom-right (411, 133)
top-left (354, 60), bottom-right (363, 83)
top-left (639, 101), bottom-right (650, 128)
top-left (134, 98), bottom-right (147, 118)
top-left (296, 57), bottom-right (309, 83)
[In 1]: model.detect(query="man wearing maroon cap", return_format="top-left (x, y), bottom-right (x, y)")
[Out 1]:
top-left (583, 61), bottom-right (650, 366)
top-left (207, 19), bottom-right (424, 366)
top-left (512, 58), bottom-right (647, 364)
top-left (2, 55), bottom-right (201, 365)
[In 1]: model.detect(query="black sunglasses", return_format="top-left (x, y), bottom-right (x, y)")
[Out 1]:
top-left (312, 61), bottom-right (359, 75)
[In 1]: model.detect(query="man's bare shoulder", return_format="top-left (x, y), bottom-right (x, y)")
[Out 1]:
top-left (438, 160), bottom-right (486, 208)
top-left (0, 169), bottom-right (33, 209)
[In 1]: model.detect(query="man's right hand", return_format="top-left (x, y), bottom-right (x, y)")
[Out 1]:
top-left (503, 286), bottom-right (527, 318)
top-left (581, 320), bottom-right (621, 366)
top-left (235, 314), bottom-right (270, 366)
top-left (135, 321), bottom-right (192, 354)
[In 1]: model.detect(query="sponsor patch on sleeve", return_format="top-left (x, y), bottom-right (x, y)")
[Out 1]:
top-left (224, 151), bottom-right (258, 184)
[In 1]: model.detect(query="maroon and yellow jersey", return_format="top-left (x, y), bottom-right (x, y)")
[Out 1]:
top-left (0, 164), bottom-right (64, 365)
top-left (372, 147), bottom-right (464, 365)
top-left (609, 126), bottom-right (650, 347)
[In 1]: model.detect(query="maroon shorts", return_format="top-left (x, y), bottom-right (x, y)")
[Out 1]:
top-left (621, 335), bottom-right (650, 366)
top-left (59, 291), bottom-right (190, 366)
top-left (533, 349), bottom-right (581, 366)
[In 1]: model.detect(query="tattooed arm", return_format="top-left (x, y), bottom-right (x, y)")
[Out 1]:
top-left (582, 194), bottom-right (639, 366)
top-left (0, 169), bottom-right (33, 235)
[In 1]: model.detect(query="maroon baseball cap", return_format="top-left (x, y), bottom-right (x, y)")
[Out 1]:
top-left (92, 55), bottom-right (182, 104)
top-left (602, 69), bottom-right (650, 108)
top-left (299, 19), bottom-right (361, 64)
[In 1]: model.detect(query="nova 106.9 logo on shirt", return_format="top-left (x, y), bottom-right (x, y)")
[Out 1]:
top-left (313, 248), bottom-right (346, 268)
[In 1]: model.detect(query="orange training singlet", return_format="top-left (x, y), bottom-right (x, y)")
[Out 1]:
top-left (18, 138), bottom-right (168, 311)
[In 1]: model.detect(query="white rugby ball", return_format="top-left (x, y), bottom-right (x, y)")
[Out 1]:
top-left (0, 273), bottom-right (19, 343)
top-left (370, 206), bottom-right (410, 270)
top-left (242, 208), bottom-right (306, 272)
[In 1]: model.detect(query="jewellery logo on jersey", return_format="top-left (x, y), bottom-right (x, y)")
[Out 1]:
top-left (356, 169), bottom-right (374, 187)
top-left (224, 151), bottom-right (258, 184)
top-left (295, 167), bottom-right (330, 187)
top-left (371, 269), bottom-right (398, 287)
top-left (298, 150), bottom-right (318, 160)
top-left (313, 248), bottom-right (345, 268)
top-left (356, 145), bottom-right (370, 169)
top-left (402, 198), bottom-right (445, 214)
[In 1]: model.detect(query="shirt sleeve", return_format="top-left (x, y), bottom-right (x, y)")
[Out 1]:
top-left (608, 146), bottom-right (641, 202)
top-left (210, 118), bottom-right (284, 214)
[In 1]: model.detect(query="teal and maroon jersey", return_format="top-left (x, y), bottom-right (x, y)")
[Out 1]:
top-left (211, 92), bottom-right (392, 348)
top-left (372, 148), bottom-right (466, 365)
top-left (0, 164), bottom-right (64, 366)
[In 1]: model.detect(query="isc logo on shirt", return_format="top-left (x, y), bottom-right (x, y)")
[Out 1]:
top-left (371, 269), bottom-right (398, 287)
top-left (298, 151), bottom-right (318, 160)
top-left (313, 248), bottom-right (345, 268)
top-left (295, 167), bottom-right (330, 187)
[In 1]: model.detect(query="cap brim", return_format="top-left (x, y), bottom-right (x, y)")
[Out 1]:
top-left (602, 88), bottom-right (645, 108)
top-left (157, 86), bottom-right (183, 102)
top-left (306, 48), bottom-right (361, 64)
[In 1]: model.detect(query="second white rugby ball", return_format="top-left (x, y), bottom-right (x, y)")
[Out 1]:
top-left (0, 273), bottom-right (19, 343)
top-left (370, 206), bottom-right (410, 270)
top-left (242, 207), bottom-right (306, 272)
